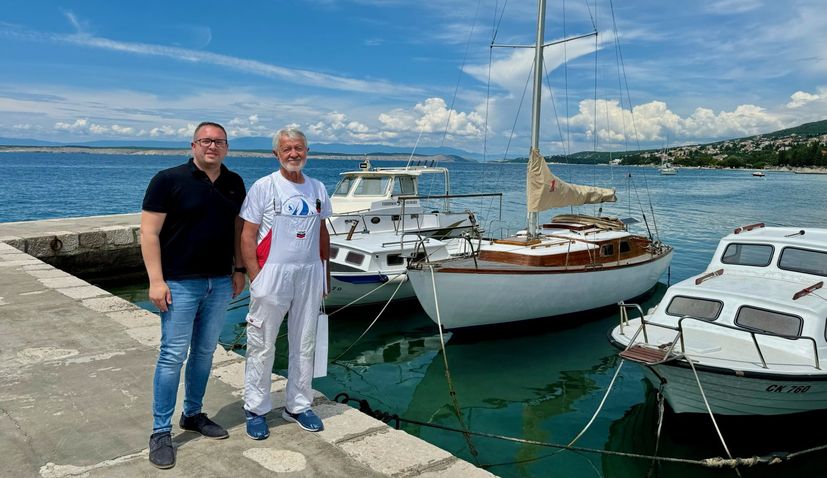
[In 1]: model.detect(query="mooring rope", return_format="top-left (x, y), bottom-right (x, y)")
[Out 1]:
top-left (429, 264), bottom-right (481, 464)
top-left (327, 271), bottom-right (407, 317)
top-left (567, 359), bottom-right (625, 447)
top-left (686, 355), bottom-right (737, 466)
top-left (330, 278), bottom-right (405, 362)
top-left (333, 392), bottom-right (792, 469)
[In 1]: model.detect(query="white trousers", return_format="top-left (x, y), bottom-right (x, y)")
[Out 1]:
top-left (244, 261), bottom-right (323, 416)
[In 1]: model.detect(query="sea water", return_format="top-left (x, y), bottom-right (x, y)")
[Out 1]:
top-left (4, 151), bottom-right (827, 477)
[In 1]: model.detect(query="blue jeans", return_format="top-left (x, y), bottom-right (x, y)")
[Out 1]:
top-left (152, 276), bottom-right (233, 433)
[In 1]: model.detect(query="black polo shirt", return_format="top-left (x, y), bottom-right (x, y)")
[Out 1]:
top-left (142, 158), bottom-right (246, 280)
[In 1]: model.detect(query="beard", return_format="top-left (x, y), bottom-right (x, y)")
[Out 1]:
top-left (280, 159), bottom-right (306, 172)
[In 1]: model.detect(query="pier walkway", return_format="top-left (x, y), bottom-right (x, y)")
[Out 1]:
top-left (0, 217), bottom-right (494, 477)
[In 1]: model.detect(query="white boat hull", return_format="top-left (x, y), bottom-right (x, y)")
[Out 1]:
top-left (638, 362), bottom-right (827, 416)
top-left (408, 251), bottom-right (672, 328)
top-left (325, 271), bottom-right (413, 308)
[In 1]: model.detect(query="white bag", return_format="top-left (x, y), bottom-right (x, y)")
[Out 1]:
top-left (313, 312), bottom-right (328, 378)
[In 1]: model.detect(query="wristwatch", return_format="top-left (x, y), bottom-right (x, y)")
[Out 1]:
top-left (234, 267), bottom-right (247, 274)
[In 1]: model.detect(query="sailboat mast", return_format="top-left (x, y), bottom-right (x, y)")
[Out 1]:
top-left (527, 0), bottom-right (547, 236)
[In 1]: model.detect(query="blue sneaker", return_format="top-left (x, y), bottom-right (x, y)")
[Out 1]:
top-left (281, 409), bottom-right (324, 432)
top-left (244, 410), bottom-right (270, 440)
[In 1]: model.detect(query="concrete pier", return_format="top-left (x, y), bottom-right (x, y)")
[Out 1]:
top-left (0, 217), bottom-right (495, 477)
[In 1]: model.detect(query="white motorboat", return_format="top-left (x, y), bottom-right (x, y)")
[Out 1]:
top-left (405, 0), bottom-right (673, 329)
top-left (325, 160), bottom-right (492, 308)
top-left (610, 223), bottom-right (827, 416)
top-left (752, 170), bottom-right (766, 177)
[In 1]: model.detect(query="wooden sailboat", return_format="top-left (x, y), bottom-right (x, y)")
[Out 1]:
top-left (406, 0), bottom-right (673, 329)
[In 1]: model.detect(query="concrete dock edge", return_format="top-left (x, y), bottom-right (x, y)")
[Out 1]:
top-left (0, 216), bottom-right (496, 477)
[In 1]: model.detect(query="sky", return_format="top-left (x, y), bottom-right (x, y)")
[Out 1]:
top-left (1, 0), bottom-right (825, 157)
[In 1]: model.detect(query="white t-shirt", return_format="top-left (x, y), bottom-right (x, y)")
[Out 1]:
top-left (240, 172), bottom-right (332, 265)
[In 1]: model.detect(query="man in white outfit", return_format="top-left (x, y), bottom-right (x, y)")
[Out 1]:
top-left (238, 128), bottom-right (331, 439)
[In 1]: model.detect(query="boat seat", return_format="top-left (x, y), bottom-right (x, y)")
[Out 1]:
top-left (619, 344), bottom-right (681, 365)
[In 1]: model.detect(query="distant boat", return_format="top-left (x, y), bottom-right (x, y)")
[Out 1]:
top-left (610, 223), bottom-right (827, 416)
top-left (659, 164), bottom-right (677, 175)
top-left (752, 171), bottom-right (765, 177)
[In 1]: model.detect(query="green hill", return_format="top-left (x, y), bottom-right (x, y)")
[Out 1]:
top-left (761, 119), bottom-right (827, 138)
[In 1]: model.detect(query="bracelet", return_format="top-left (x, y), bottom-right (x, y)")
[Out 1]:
top-left (234, 267), bottom-right (247, 273)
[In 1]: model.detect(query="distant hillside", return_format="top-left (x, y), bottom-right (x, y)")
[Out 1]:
top-left (0, 136), bottom-right (483, 161)
top-left (499, 119), bottom-right (827, 164)
top-left (761, 119), bottom-right (827, 138)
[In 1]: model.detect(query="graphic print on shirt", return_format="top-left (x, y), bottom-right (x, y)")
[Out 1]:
top-left (283, 194), bottom-right (314, 241)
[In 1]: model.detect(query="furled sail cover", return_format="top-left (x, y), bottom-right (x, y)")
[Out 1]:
top-left (526, 148), bottom-right (616, 212)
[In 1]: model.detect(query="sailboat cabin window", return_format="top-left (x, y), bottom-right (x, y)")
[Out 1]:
top-left (333, 176), bottom-right (357, 196)
top-left (600, 244), bottom-right (614, 256)
top-left (386, 254), bottom-right (405, 266)
top-left (721, 243), bottom-right (773, 267)
top-left (354, 177), bottom-right (391, 196)
top-left (735, 306), bottom-right (802, 337)
top-left (778, 247), bottom-right (827, 277)
top-left (619, 241), bottom-right (631, 253)
top-left (665, 296), bottom-right (723, 321)
top-left (392, 177), bottom-right (417, 196)
top-left (329, 246), bottom-right (339, 259)
top-left (345, 252), bottom-right (365, 266)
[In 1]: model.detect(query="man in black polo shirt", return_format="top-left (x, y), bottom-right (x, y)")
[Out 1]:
top-left (140, 121), bottom-right (246, 469)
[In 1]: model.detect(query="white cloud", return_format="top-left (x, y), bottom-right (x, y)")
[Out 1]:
top-left (787, 91), bottom-right (820, 109)
top-left (0, 13), bottom-right (422, 97)
top-left (54, 118), bottom-right (89, 132)
top-left (567, 99), bottom-right (786, 149)
top-left (378, 97), bottom-right (484, 138)
top-left (705, 0), bottom-right (762, 14)
top-left (306, 111), bottom-right (385, 142)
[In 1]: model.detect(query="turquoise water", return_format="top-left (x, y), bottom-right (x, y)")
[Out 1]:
top-left (5, 152), bottom-right (827, 477)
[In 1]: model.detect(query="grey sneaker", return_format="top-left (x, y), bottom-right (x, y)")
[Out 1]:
top-left (179, 412), bottom-right (229, 439)
top-left (149, 431), bottom-right (175, 469)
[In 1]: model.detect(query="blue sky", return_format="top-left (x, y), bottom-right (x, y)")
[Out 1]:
top-left (1, 0), bottom-right (825, 156)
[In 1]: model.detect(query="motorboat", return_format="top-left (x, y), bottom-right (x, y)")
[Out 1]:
top-left (609, 223), bottom-right (827, 416)
top-left (752, 171), bottom-right (766, 177)
top-left (325, 160), bottom-right (491, 308)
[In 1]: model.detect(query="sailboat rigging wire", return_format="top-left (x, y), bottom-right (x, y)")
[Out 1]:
top-left (429, 265), bottom-right (481, 463)
top-left (608, 0), bottom-right (641, 152)
top-left (543, 58), bottom-right (568, 159)
top-left (627, 174), bottom-right (653, 238)
top-left (440, 0), bottom-right (483, 150)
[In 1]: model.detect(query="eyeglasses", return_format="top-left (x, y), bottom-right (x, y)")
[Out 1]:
top-left (194, 138), bottom-right (228, 147)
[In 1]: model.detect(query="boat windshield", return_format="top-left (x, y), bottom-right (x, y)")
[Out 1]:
top-left (778, 247), bottom-right (827, 277)
top-left (354, 177), bottom-right (391, 196)
top-left (666, 296), bottom-right (722, 321)
top-left (721, 243), bottom-right (774, 267)
top-left (333, 176), bottom-right (357, 196)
